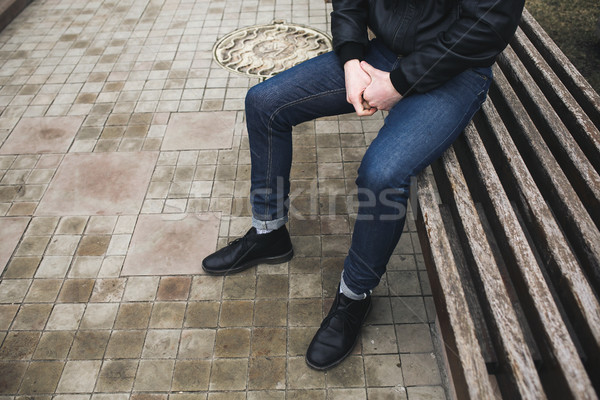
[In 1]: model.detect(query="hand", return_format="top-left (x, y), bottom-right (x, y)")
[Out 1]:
top-left (361, 61), bottom-right (403, 111)
top-left (344, 59), bottom-right (378, 117)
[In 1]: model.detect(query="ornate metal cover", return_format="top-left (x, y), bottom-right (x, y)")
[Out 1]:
top-left (213, 20), bottom-right (332, 78)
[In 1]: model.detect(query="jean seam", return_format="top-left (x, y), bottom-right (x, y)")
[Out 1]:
top-left (263, 87), bottom-right (347, 218)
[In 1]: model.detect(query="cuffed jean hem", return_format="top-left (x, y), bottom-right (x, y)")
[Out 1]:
top-left (252, 215), bottom-right (288, 231)
top-left (340, 271), bottom-right (371, 300)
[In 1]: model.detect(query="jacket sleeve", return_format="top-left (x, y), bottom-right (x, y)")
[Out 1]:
top-left (330, 0), bottom-right (370, 65)
top-left (391, 0), bottom-right (525, 95)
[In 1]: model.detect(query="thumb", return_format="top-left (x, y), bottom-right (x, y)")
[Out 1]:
top-left (360, 61), bottom-right (376, 75)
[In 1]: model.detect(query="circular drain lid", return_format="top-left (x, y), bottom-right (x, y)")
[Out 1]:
top-left (213, 20), bottom-right (332, 78)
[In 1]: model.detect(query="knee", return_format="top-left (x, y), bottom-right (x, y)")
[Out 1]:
top-left (245, 84), bottom-right (267, 112)
top-left (355, 156), bottom-right (411, 196)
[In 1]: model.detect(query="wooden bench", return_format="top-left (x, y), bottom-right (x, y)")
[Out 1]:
top-left (415, 9), bottom-right (600, 400)
top-left (0, 0), bottom-right (32, 32)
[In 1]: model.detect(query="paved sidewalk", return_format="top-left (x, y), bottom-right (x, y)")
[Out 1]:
top-left (0, 0), bottom-right (447, 398)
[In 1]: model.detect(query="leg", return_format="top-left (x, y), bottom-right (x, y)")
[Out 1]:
top-left (342, 66), bottom-right (493, 298)
top-left (203, 50), bottom-right (354, 275)
top-left (245, 51), bottom-right (353, 230)
top-left (306, 64), bottom-right (493, 370)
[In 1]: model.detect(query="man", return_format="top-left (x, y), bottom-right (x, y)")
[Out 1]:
top-left (203, 0), bottom-right (524, 370)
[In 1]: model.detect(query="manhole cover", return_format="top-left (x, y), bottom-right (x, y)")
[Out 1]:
top-left (213, 20), bottom-right (332, 78)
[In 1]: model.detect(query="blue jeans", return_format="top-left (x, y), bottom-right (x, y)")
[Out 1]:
top-left (245, 39), bottom-right (492, 297)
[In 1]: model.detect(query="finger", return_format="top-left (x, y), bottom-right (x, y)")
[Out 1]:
top-left (350, 97), bottom-right (364, 114)
top-left (357, 107), bottom-right (377, 117)
top-left (360, 61), bottom-right (376, 75)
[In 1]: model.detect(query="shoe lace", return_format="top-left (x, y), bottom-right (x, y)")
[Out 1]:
top-left (320, 307), bottom-right (360, 329)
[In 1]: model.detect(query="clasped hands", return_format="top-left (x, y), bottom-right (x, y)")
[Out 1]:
top-left (344, 59), bottom-right (403, 116)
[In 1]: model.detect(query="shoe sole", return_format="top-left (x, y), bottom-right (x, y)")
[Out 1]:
top-left (202, 249), bottom-right (294, 276)
top-left (305, 301), bottom-right (372, 371)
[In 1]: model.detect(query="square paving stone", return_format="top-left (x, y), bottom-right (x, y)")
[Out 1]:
top-left (215, 328), bottom-right (251, 357)
top-left (172, 360), bottom-right (211, 391)
top-left (254, 299), bottom-right (287, 326)
top-left (364, 355), bottom-right (404, 387)
top-left (19, 361), bottom-right (64, 394)
top-left (162, 112), bottom-right (236, 150)
top-left (68, 331), bottom-right (110, 359)
top-left (36, 152), bottom-right (158, 216)
top-left (122, 213), bottom-right (220, 275)
top-left (248, 357), bottom-right (286, 390)
top-left (219, 300), bottom-right (253, 327)
top-left (209, 359), bottom-right (248, 391)
top-left (133, 360), bottom-right (175, 391)
top-left (190, 275), bottom-right (223, 300)
top-left (400, 353), bottom-right (442, 386)
top-left (90, 278), bottom-right (126, 302)
top-left (105, 330), bottom-right (146, 359)
top-left (46, 304), bottom-right (85, 330)
top-left (142, 329), bottom-right (180, 358)
top-left (33, 331), bottom-right (75, 360)
top-left (95, 360), bottom-right (138, 392)
top-left (361, 325), bottom-right (399, 354)
top-left (113, 303), bottom-right (152, 329)
top-left (3, 256), bottom-right (41, 278)
top-left (76, 235), bottom-right (111, 256)
top-left (251, 327), bottom-right (286, 357)
top-left (0, 116), bottom-right (83, 154)
top-left (326, 356), bottom-right (365, 388)
top-left (156, 276), bottom-right (192, 300)
top-left (0, 361), bottom-right (27, 394)
top-left (0, 304), bottom-right (18, 329)
top-left (0, 331), bottom-right (41, 360)
top-left (25, 279), bottom-right (62, 302)
top-left (222, 275), bottom-right (255, 300)
top-left (11, 304), bottom-right (52, 330)
top-left (287, 357), bottom-right (325, 389)
top-left (0, 217), bottom-right (29, 274)
top-left (395, 324), bottom-right (434, 353)
top-left (184, 301), bottom-right (220, 328)
top-left (178, 329), bottom-right (216, 358)
top-left (80, 303), bottom-right (119, 329)
top-left (149, 302), bottom-right (186, 328)
top-left (57, 279), bottom-right (95, 303)
top-left (56, 360), bottom-right (101, 393)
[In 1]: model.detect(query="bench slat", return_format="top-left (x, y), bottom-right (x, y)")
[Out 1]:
top-left (495, 50), bottom-right (600, 287)
top-left (519, 8), bottom-right (600, 128)
top-left (487, 68), bottom-right (600, 358)
top-left (438, 205), bottom-right (500, 369)
top-left (434, 144), bottom-right (545, 399)
top-left (416, 169), bottom-right (497, 400)
top-left (497, 47), bottom-right (600, 230)
top-left (509, 27), bottom-right (600, 175)
top-left (475, 99), bottom-right (598, 398)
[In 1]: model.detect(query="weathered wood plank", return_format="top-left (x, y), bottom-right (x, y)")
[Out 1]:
top-left (519, 8), bottom-right (600, 128)
top-left (497, 47), bottom-right (600, 231)
top-left (472, 99), bottom-right (598, 398)
top-left (416, 169), bottom-right (496, 400)
top-left (494, 51), bottom-right (600, 285)
top-left (486, 68), bottom-right (600, 359)
top-left (509, 27), bottom-right (600, 174)
top-left (435, 144), bottom-right (545, 399)
top-left (438, 205), bottom-right (499, 370)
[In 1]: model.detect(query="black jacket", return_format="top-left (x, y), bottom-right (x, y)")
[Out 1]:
top-left (331, 0), bottom-right (525, 95)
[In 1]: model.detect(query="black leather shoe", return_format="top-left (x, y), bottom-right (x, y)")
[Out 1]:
top-left (305, 287), bottom-right (371, 370)
top-left (202, 226), bottom-right (293, 275)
